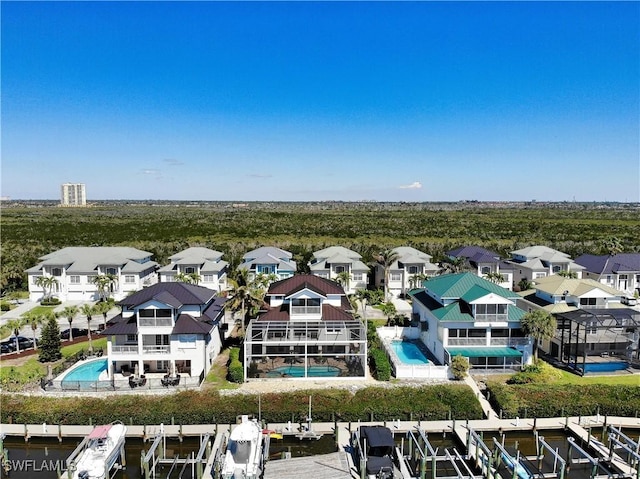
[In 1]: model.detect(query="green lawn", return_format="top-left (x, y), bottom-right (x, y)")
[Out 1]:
top-left (554, 368), bottom-right (640, 386)
top-left (22, 305), bottom-right (58, 316)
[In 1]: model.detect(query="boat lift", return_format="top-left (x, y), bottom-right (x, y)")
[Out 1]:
top-left (605, 426), bottom-right (640, 478)
top-left (533, 434), bottom-right (567, 479)
top-left (465, 429), bottom-right (498, 479)
top-left (140, 431), bottom-right (212, 479)
top-left (566, 436), bottom-right (616, 479)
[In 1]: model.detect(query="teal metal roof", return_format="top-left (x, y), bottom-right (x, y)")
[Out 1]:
top-left (447, 347), bottom-right (523, 358)
top-left (460, 285), bottom-right (494, 303)
top-left (432, 302), bottom-right (473, 322)
top-left (423, 273), bottom-right (519, 300)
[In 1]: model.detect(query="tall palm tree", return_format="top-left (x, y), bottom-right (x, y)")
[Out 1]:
top-left (409, 273), bottom-right (427, 290)
top-left (61, 305), bottom-right (80, 341)
top-left (35, 276), bottom-right (59, 300)
top-left (23, 311), bottom-right (50, 350)
top-left (376, 249), bottom-right (400, 301)
top-left (380, 302), bottom-right (397, 327)
top-left (336, 271), bottom-right (351, 292)
top-left (34, 276), bottom-right (48, 300)
top-left (353, 289), bottom-right (370, 322)
top-left (92, 274), bottom-right (117, 302)
top-left (80, 303), bottom-right (97, 353)
top-left (5, 318), bottom-right (25, 354)
top-left (521, 310), bottom-right (557, 360)
top-left (94, 299), bottom-right (114, 331)
top-left (226, 268), bottom-right (264, 336)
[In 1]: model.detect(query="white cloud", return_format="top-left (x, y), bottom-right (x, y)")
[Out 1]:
top-left (399, 181), bottom-right (422, 189)
top-left (163, 158), bottom-right (184, 166)
top-left (140, 168), bottom-right (163, 179)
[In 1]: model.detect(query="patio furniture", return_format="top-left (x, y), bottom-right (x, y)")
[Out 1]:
top-left (161, 374), bottom-right (170, 387)
top-left (170, 374), bottom-right (181, 386)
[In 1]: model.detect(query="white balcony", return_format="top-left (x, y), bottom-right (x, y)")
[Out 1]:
top-left (142, 345), bottom-right (171, 354)
top-left (111, 345), bottom-right (138, 354)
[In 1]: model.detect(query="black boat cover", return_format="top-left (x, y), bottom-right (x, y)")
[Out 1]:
top-left (360, 426), bottom-right (395, 457)
top-left (366, 456), bottom-right (394, 475)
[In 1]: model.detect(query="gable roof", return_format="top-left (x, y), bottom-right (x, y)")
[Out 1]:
top-left (420, 273), bottom-right (519, 300)
top-left (119, 282), bottom-right (216, 308)
top-left (102, 314), bottom-right (137, 335)
top-left (242, 246), bottom-right (293, 260)
top-left (168, 247), bottom-right (224, 263)
top-left (575, 253), bottom-right (640, 274)
top-left (312, 246), bottom-right (361, 260)
top-left (532, 276), bottom-right (624, 297)
top-left (447, 246), bottom-right (501, 261)
top-left (172, 314), bottom-right (216, 335)
top-left (511, 245), bottom-right (570, 259)
top-left (267, 274), bottom-right (345, 296)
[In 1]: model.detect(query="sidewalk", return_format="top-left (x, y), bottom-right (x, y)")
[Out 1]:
top-left (463, 374), bottom-right (499, 420)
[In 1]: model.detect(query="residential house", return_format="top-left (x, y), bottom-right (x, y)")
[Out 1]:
top-left (374, 246), bottom-right (439, 298)
top-left (574, 253), bottom-right (640, 299)
top-left (516, 275), bottom-right (637, 368)
top-left (308, 246), bottom-right (369, 294)
top-left (158, 247), bottom-right (229, 292)
top-left (244, 274), bottom-right (367, 380)
top-left (26, 247), bottom-right (158, 302)
top-left (506, 245), bottom-right (584, 286)
top-left (446, 246), bottom-right (513, 290)
top-left (238, 246), bottom-right (296, 282)
top-left (410, 273), bottom-right (533, 370)
top-left (102, 282), bottom-right (226, 383)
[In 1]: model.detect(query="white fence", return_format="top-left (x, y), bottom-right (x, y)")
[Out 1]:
top-left (377, 327), bottom-right (451, 380)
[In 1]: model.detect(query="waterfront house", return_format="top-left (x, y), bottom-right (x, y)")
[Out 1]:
top-left (158, 247), bottom-right (229, 292)
top-left (26, 247), bottom-right (158, 302)
top-left (574, 253), bottom-right (640, 300)
top-left (410, 273), bottom-right (533, 370)
top-left (373, 246), bottom-right (439, 298)
top-left (244, 274), bottom-right (367, 380)
top-left (308, 246), bottom-right (369, 294)
top-left (102, 282), bottom-right (226, 382)
top-left (446, 246), bottom-right (513, 290)
top-left (238, 246), bottom-right (297, 282)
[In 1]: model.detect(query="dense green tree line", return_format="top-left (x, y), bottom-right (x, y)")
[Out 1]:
top-left (2, 204), bottom-right (638, 291)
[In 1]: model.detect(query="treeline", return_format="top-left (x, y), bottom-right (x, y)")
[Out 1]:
top-left (2, 204), bottom-right (639, 291)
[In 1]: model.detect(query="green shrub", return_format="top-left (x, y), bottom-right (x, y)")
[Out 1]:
top-left (370, 348), bottom-right (391, 381)
top-left (227, 347), bottom-right (244, 383)
top-left (450, 355), bottom-right (469, 380)
top-left (41, 298), bottom-right (61, 306)
top-left (0, 302), bottom-right (10, 311)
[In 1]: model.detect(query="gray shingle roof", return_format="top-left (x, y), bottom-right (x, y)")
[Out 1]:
top-left (27, 247), bottom-right (156, 275)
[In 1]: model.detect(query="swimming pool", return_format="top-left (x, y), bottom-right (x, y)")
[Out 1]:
top-left (60, 358), bottom-right (108, 385)
top-left (266, 365), bottom-right (341, 378)
top-left (580, 361), bottom-right (629, 373)
top-left (391, 340), bottom-right (430, 365)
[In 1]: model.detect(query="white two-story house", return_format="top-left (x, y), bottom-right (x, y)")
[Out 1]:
top-left (446, 246), bottom-right (513, 290)
top-left (26, 247), bottom-right (158, 302)
top-left (244, 274), bottom-right (367, 380)
top-left (102, 282), bottom-right (226, 385)
top-left (574, 253), bottom-right (640, 299)
top-left (374, 246), bottom-right (439, 298)
top-left (308, 246), bottom-right (369, 294)
top-left (238, 246), bottom-right (297, 282)
top-left (506, 245), bottom-right (584, 285)
top-left (410, 273), bottom-right (533, 371)
top-left (158, 247), bottom-right (229, 292)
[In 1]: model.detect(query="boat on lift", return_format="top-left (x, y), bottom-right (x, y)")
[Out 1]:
top-left (220, 415), bottom-right (267, 479)
top-left (64, 422), bottom-right (127, 479)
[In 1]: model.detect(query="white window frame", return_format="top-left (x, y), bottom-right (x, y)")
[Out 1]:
top-left (124, 275), bottom-right (136, 284)
top-left (69, 275), bottom-right (81, 284)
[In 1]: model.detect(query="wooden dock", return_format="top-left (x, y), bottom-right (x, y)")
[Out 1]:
top-left (263, 451), bottom-right (354, 479)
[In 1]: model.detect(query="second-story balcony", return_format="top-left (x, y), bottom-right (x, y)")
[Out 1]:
top-left (111, 345), bottom-right (139, 354)
top-left (290, 306), bottom-right (322, 315)
top-left (142, 345), bottom-right (171, 354)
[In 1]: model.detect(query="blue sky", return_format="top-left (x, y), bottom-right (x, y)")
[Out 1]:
top-left (2, 1), bottom-right (639, 202)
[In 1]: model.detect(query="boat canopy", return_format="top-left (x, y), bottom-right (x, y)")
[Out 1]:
top-left (360, 426), bottom-right (395, 457)
top-left (88, 425), bottom-right (112, 439)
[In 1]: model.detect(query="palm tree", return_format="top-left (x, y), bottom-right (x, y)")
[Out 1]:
top-left (557, 270), bottom-right (578, 279)
top-left (35, 276), bottom-right (59, 300)
top-left (226, 268), bottom-right (264, 336)
top-left (408, 273), bottom-right (427, 290)
top-left (92, 274), bottom-right (117, 302)
top-left (517, 278), bottom-right (533, 292)
top-left (376, 249), bottom-right (400, 301)
top-left (94, 299), bottom-right (114, 331)
top-left (484, 272), bottom-right (505, 284)
top-left (80, 303), bottom-right (97, 353)
top-left (380, 302), bottom-right (397, 327)
top-left (353, 289), bottom-right (370, 322)
top-left (34, 276), bottom-right (48, 299)
top-left (23, 311), bottom-right (49, 350)
top-left (61, 305), bottom-right (80, 341)
top-left (187, 272), bottom-right (201, 285)
top-left (5, 318), bottom-right (25, 354)
top-left (336, 271), bottom-right (351, 292)
top-left (521, 310), bottom-right (557, 360)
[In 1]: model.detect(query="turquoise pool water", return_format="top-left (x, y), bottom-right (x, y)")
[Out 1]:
top-left (266, 365), bottom-right (341, 378)
top-left (61, 358), bottom-right (107, 384)
top-left (391, 341), bottom-right (430, 365)
top-left (580, 361), bottom-right (629, 373)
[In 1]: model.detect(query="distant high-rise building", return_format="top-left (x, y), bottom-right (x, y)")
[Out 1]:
top-left (60, 183), bottom-right (86, 207)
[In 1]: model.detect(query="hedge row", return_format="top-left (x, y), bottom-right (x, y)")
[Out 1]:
top-left (0, 385), bottom-right (483, 425)
top-left (370, 348), bottom-right (391, 381)
top-left (487, 383), bottom-right (640, 419)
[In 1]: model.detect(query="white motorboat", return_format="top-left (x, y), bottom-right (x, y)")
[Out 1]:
top-left (221, 415), bottom-right (266, 479)
top-left (66, 422), bottom-right (127, 479)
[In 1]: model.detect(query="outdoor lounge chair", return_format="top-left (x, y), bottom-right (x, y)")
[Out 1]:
top-left (170, 374), bottom-right (181, 386)
top-left (161, 375), bottom-right (170, 387)
top-left (128, 376), bottom-right (137, 388)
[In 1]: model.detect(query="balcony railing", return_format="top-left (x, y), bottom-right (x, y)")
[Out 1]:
top-left (474, 314), bottom-right (508, 322)
top-left (290, 306), bottom-right (321, 315)
top-left (142, 345), bottom-right (171, 354)
top-left (111, 345), bottom-right (138, 354)
top-left (139, 318), bottom-right (173, 327)
top-left (447, 337), bottom-right (530, 347)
